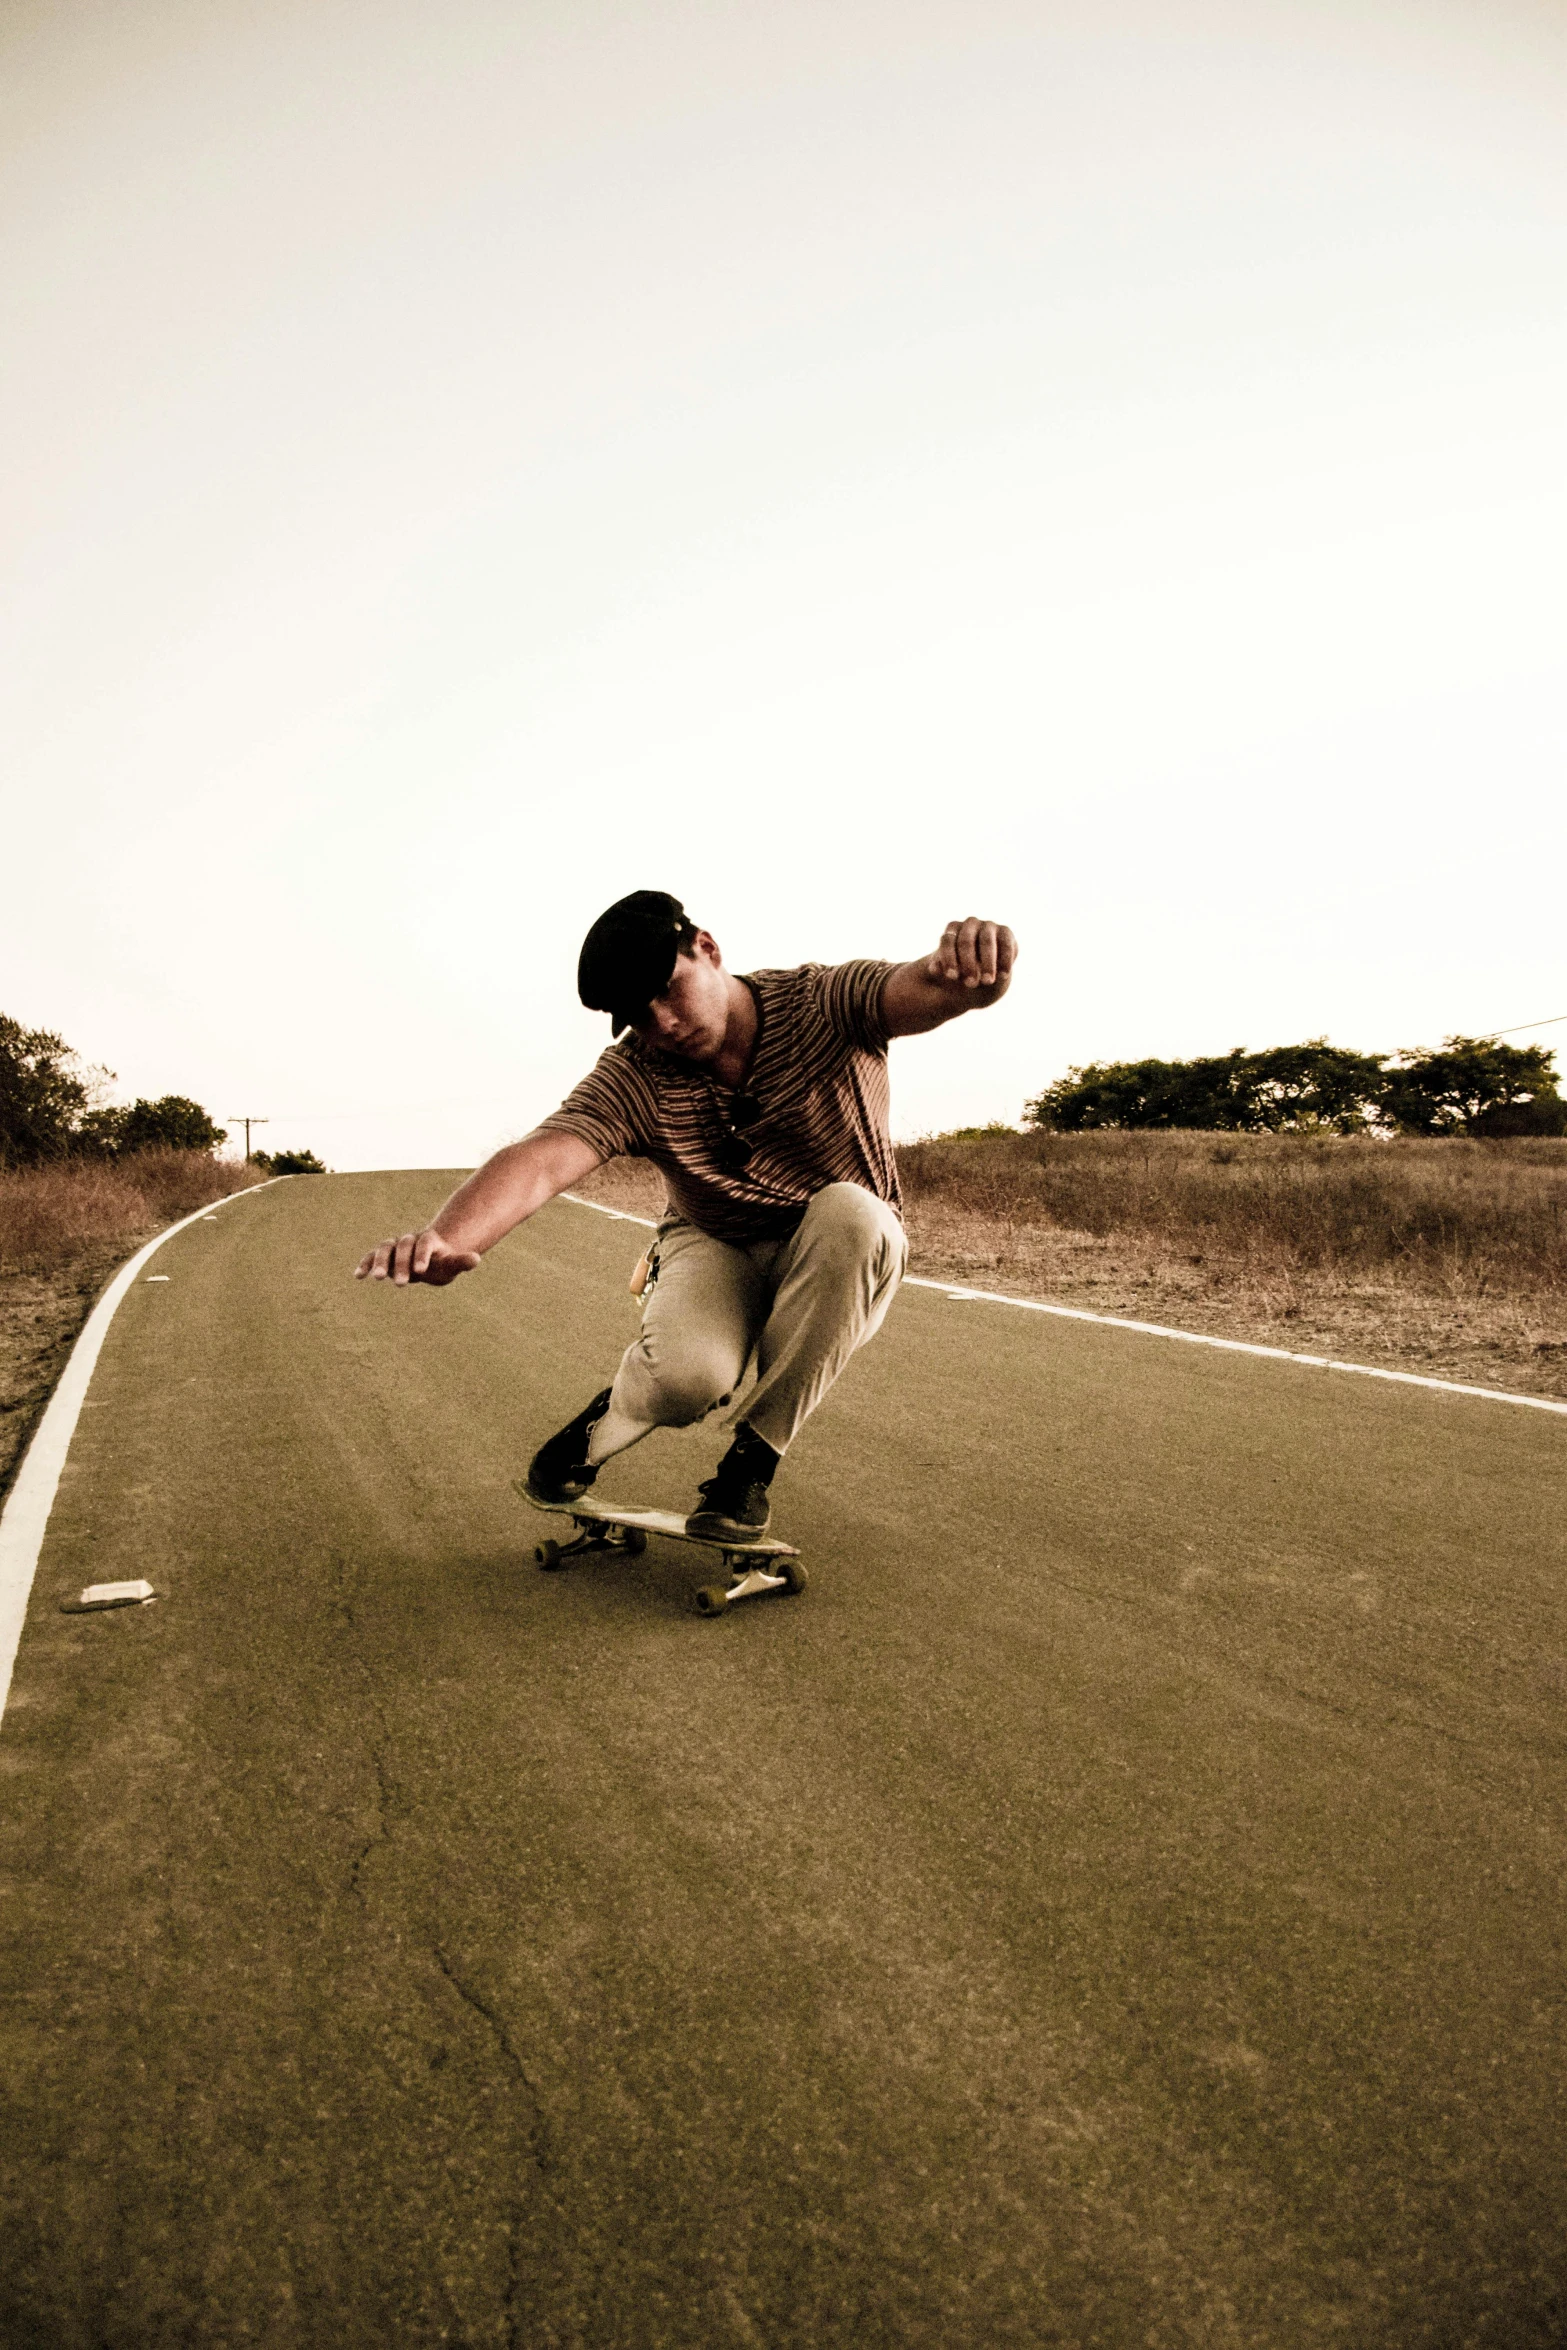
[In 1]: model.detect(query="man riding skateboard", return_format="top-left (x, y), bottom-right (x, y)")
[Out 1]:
top-left (356, 895), bottom-right (1017, 1539)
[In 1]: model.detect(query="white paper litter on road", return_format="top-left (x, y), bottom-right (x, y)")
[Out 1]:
top-left (63, 1581), bottom-right (156, 1612)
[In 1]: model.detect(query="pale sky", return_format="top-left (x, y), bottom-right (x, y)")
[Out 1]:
top-left (4, 0), bottom-right (1564, 1170)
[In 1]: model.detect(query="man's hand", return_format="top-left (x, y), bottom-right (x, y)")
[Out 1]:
top-left (881, 917), bottom-right (1019, 1038)
top-left (926, 916), bottom-right (1017, 992)
top-left (355, 1230), bottom-right (483, 1286)
top-left (351, 1129), bottom-right (604, 1290)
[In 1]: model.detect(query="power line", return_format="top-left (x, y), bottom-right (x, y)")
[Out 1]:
top-left (1482, 1015), bottom-right (1566, 1040)
top-left (254, 1018), bottom-right (1567, 1133)
top-left (255, 1096), bottom-right (518, 1124)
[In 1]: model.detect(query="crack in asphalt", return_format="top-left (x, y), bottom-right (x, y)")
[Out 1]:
top-left (433, 1942), bottom-right (560, 2350)
top-left (346, 1731), bottom-right (393, 1904)
top-left (326, 1560), bottom-right (543, 2344)
top-left (328, 1554), bottom-right (399, 1908)
top-left (432, 1945), bottom-right (561, 2350)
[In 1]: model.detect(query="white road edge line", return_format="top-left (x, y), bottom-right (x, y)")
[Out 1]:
top-left (0, 1179), bottom-right (285, 1724)
top-left (559, 1192), bottom-right (1567, 1421)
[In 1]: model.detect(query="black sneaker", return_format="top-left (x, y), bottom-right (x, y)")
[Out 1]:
top-left (526, 1386), bottom-right (614, 1505)
top-left (687, 1424), bottom-right (780, 1541)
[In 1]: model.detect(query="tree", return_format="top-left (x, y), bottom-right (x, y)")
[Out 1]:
top-left (1024, 1053), bottom-right (1246, 1130)
top-left (1025, 1033), bottom-right (1563, 1137)
top-left (1024, 1042), bottom-right (1387, 1133)
top-left (1380, 1037), bottom-right (1563, 1137)
top-left (1237, 1041), bottom-right (1393, 1132)
top-left (0, 1014), bottom-right (231, 1162)
top-left (0, 1015), bottom-right (110, 1164)
top-left (112, 1095), bottom-right (227, 1154)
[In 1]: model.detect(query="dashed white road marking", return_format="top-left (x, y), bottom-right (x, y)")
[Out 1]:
top-left (559, 1192), bottom-right (1567, 1421)
top-left (0, 1180), bottom-right (284, 1723)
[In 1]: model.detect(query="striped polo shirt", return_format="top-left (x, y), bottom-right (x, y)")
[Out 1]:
top-left (537, 959), bottom-right (901, 1247)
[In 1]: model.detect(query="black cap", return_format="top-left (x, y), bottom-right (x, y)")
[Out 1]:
top-left (578, 891), bottom-right (691, 1034)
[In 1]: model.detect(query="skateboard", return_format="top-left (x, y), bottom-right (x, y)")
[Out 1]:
top-left (516, 1487), bottom-right (807, 1617)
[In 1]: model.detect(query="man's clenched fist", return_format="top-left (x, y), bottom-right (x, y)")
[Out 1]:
top-left (927, 917), bottom-right (1017, 992)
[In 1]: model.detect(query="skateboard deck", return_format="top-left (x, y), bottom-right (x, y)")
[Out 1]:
top-left (516, 1487), bottom-right (807, 1617)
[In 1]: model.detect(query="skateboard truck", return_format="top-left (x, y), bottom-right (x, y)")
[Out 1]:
top-left (532, 1516), bottom-right (649, 1570)
top-left (692, 1558), bottom-right (804, 1616)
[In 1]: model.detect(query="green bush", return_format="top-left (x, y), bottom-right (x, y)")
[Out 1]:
top-left (254, 1147), bottom-right (328, 1175)
top-left (1026, 1036), bottom-right (1562, 1139)
top-left (924, 1122), bottom-right (1023, 1142)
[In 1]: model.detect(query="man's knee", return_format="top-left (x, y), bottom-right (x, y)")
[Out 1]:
top-left (628, 1332), bottom-right (742, 1426)
top-left (799, 1183), bottom-right (905, 1269)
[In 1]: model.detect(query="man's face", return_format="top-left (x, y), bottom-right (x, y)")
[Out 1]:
top-left (628, 937), bottom-right (728, 1063)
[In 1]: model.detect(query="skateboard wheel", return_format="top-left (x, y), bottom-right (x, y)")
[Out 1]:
top-left (535, 1539), bottom-right (563, 1570)
top-left (623, 1527), bottom-right (648, 1556)
top-left (694, 1584), bottom-right (729, 1617)
top-left (781, 1558), bottom-right (808, 1595)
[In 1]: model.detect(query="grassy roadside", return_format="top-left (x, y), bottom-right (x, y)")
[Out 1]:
top-left (0, 1153), bottom-right (270, 1504)
top-left (575, 1134), bottom-right (1567, 1403)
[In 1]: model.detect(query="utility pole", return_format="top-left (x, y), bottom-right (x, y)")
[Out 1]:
top-left (229, 1116), bottom-right (269, 1160)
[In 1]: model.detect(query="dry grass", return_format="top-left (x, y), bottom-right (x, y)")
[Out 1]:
top-left (569, 1159), bottom-right (671, 1219)
top-left (899, 1130), bottom-right (1567, 1400)
top-left (571, 1135), bottom-right (1567, 1400)
top-left (9, 1135), bottom-right (1555, 1511)
top-left (898, 1130), bottom-right (1567, 1291)
top-left (0, 1152), bottom-right (271, 1504)
top-left (0, 1149), bottom-right (269, 1278)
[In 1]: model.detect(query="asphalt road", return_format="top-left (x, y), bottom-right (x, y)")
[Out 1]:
top-left (2, 1172), bottom-right (1565, 2350)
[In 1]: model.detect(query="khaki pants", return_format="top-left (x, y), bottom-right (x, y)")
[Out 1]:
top-left (587, 1182), bottom-right (908, 1463)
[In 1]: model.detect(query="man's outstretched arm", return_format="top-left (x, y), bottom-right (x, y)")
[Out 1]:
top-left (354, 1126), bottom-right (604, 1286)
top-left (880, 916), bottom-right (1018, 1038)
